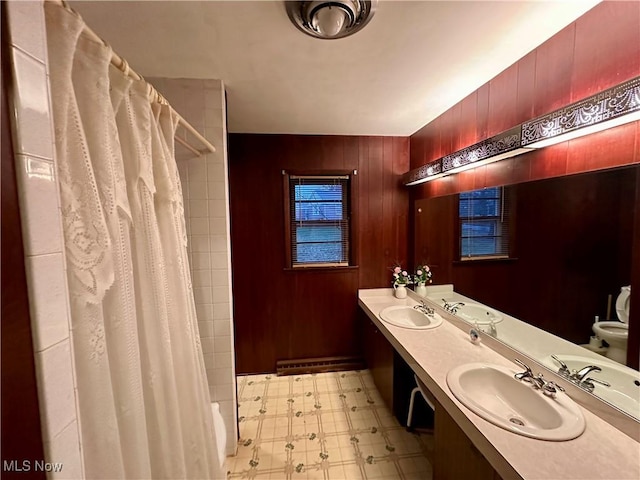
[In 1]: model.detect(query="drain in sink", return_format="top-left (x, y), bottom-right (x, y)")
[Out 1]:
top-left (509, 417), bottom-right (525, 426)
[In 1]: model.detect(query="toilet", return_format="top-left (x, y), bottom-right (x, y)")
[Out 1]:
top-left (211, 403), bottom-right (227, 472)
top-left (592, 286), bottom-right (631, 364)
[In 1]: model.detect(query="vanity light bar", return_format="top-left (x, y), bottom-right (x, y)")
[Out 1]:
top-left (403, 159), bottom-right (443, 186)
top-left (404, 75), bottom-right (640, 187)
top-left (403, 126), bottom-right (533, 185)
top-left (441, 126), bottom-right (532, 175)
top-left (522, 76), bottom-right (640, 149)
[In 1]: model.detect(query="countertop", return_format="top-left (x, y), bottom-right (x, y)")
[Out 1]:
top-left (358, 288), bottom-right (640, 480)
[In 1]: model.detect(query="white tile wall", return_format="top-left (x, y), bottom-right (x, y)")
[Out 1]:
top-left (151, 78), bottom-right (238, 456)
top-left (5, 1), bottom-right (84, 477)
top-left (14, 155), bottom-right (63, 256)
top-left (34, 340), bottom-right (77, 442)
top-left (24, 253), bottom-right (69, 351)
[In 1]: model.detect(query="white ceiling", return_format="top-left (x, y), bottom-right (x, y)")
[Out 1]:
top-left (70, 1), bottom-right (601, 136)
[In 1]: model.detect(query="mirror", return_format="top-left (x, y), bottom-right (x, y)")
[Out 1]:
top-left (413, 165), bottom-right (639, 419)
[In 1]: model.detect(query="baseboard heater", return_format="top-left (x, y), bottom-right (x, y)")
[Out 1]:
top-left (276, 356), bottom-right (366, 376)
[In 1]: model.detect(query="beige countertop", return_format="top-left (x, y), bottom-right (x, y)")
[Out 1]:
top-left (358, 288), bottom-right (640, 480)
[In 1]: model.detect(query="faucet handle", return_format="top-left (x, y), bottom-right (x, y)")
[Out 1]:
top-left (514, 358), bottom-right (532, 374)
top-left (551, 355), bottom-right (570, 377)
top-left (541, 380), bottom-right (565, 398)
top-left (584, 377), bottom-right (611, 388)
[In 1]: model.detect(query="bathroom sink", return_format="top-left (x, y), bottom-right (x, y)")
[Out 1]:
top-left (542, 354), bottom-right (640, 419)
top-left (379, 306), bottom-right (443, 329)
top-left (447, 363), bottom-right (585, 441)
top-left (450, 302), bottom-right (503, 325)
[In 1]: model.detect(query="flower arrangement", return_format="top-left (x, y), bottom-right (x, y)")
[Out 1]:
top-left (391, 265), bottom-right (412, 287)
top-left (413, 264), bottom-right (433, 286)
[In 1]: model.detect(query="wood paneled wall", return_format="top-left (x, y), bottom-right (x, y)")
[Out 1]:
top-left (410, 1), bottom-right (640, 199)
top-left (229, 135), bottom-right (409, 374)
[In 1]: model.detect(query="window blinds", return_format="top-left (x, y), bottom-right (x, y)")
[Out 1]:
top-left (289, 175), bottom-right (350, 267)
top-left (459, 186), bottom-right (510, 259)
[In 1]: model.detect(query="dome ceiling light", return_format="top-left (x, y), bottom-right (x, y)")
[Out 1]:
top-left (286, 1), bottom-right (378, 39)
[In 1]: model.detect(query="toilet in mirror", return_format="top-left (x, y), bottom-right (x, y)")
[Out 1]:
top-left (593, 286), bottom-right (631, 364)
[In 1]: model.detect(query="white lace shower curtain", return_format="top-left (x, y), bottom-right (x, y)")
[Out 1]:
top-left (45, 3), bottom-right (221, 478)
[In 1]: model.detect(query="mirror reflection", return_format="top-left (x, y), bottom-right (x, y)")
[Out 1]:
top-left (413, 166), bottom-right (638, 418)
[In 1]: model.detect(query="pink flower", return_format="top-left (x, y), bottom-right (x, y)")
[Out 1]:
top-left (394, 266), bottom-right (401, 274)
top-left (402, 271), bottom-right (408, 276)
top-left (416, 269), bottom-right (423, 276)
top-left (425, 266), bottom-right (430, 271)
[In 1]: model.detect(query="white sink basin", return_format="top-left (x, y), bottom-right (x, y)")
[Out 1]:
top-left (542, 354), bottom-right (640, 419)
top-left (447, 363), bottom-right (585, 441)
top-left (379, 306), bottom-right (443, 330)
top-left (449, 302), bottom-right (503, 325)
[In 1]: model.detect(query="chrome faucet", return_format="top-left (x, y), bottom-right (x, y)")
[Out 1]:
top-left (571, 365), bottom-right (602, 382)
top-left (442, 299), bottom-right (465, 314)
top-left (569, 365), bottom-right (610, 392)
top-left (413, 300), bottom-right (435, 316)
top-left (514, 359), bottom-right (565, 398)
top-left (549, 356), bottom-right (611, 393)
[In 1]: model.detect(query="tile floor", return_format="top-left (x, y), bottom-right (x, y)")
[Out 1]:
top-left (227, 370), bottom-right (433, 480)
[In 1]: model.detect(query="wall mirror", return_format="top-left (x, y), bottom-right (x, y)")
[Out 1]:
top-left (412, 165), bottom-right (639, 420)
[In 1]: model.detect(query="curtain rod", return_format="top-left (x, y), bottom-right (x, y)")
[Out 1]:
top-left (53, 0), bottom-right (216, 157)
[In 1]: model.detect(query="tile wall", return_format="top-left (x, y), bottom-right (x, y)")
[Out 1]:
top-left (5, 1), bottom-right (84, 478)
top-left (151, 77), bottom-right (238, 456)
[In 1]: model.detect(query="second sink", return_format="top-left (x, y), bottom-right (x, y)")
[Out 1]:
top-left (447, 363), bottom-right (585, 441)
top-left (379, 305), bottom-right (443, 329)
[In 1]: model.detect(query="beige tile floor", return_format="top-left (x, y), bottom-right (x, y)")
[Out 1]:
top-left (227, 370), bottom-right (433, 480)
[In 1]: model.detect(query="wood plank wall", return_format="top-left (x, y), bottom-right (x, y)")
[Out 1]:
top-left (228, 135), bottom-right (409, 374)
top-left (409, 1), bottom-right (640, 198)
top-left (409, 1), bottom-right (640, 368)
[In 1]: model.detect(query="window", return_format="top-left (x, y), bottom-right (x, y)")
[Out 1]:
top-left (458, 186), bottom-right (511, 259)
top-left (285, 174), bottom-right (352, 268)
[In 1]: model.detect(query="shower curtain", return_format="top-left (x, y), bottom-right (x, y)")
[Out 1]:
top-left (44, 3), bottom-right (220, 478)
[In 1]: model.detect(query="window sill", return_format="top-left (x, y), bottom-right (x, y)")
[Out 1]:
top-left (453, 257), bottom-right (518, 265)
top-left (284, 265), bottom-right (359, 273)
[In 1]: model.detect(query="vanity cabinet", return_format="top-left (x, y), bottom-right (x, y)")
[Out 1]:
top-left (359, 311), bottom-right (434, 428)
top-left (434, 401), bottom-right (503, 480)
top-left (360, 312), bottom-right (394, 409)
top-left (361, 309), bottom-right (502, 479)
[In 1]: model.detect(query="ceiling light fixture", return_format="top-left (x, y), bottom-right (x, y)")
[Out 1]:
top-left (286, 1), bottom-right (377, 39)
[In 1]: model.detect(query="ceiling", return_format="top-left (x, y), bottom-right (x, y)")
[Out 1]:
top-left (70, 1), bottom-right (601, 136)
